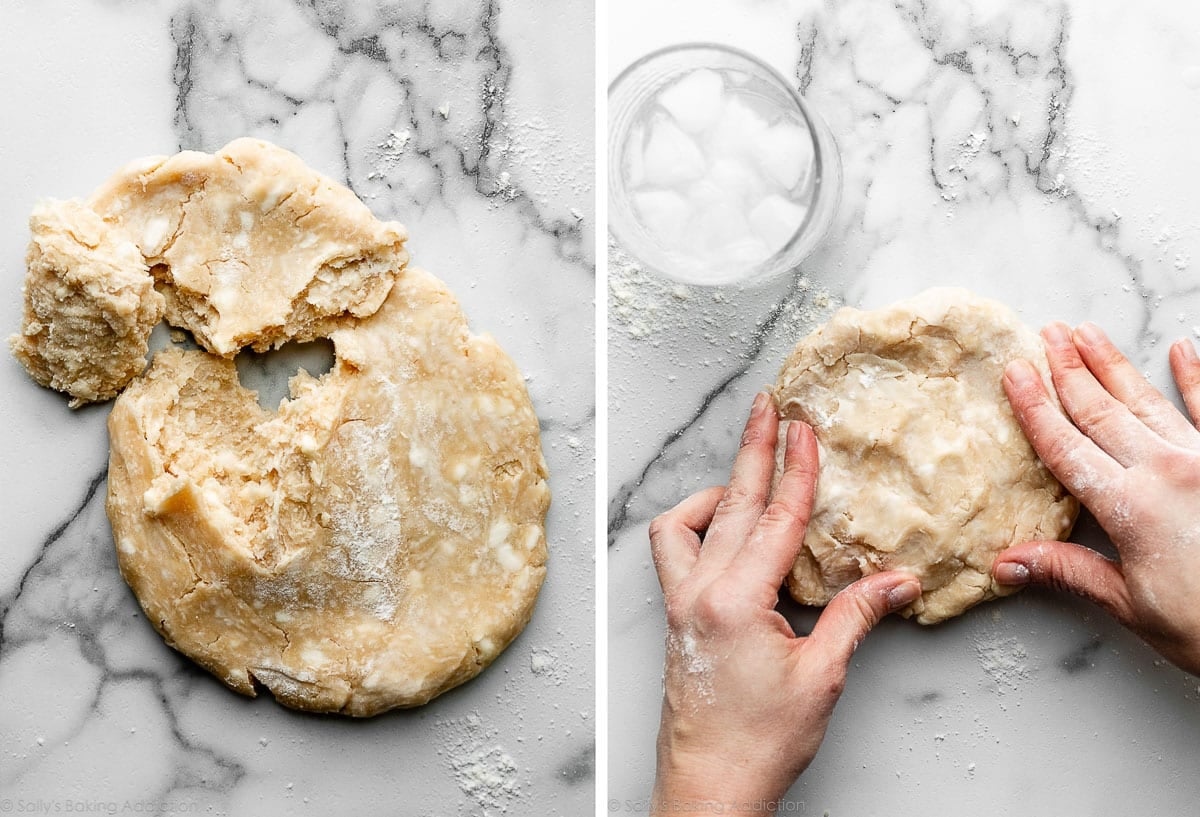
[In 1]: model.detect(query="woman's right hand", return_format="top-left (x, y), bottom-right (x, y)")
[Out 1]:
top-left (993, 322), bottom-right (1200, 676)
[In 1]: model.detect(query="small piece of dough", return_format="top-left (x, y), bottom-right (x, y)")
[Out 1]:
top-left (10, 201), bottom-right (164, 407)
top-left (11, 139), bottom-right (408, 404)
top-left (107, 268), bottom-right (550, 715)
top-left (772, 288), bottom-right (1078, 624)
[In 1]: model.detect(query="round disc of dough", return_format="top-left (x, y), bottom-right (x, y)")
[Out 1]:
top-left (107, 268), bottom-right (550, 715)
top-left (772, 288), bottom-right (1077, 624)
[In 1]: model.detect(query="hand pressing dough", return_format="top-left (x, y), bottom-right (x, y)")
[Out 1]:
top-left (107, 268), bottom-right (550, 715)
top-left (11, 201), bottom-right (163, 407)
top-left (11, 138), bottom-right (407, 404)
top-left (772, 288), bottom-right (1077, 624)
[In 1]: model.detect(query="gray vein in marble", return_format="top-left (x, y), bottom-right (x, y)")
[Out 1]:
top-left (169, 0), bottom-right (590, 271)
top-left (874, 2), bottom-right (1200, 345)
top-left (171, 12), bottom-right (195, 137)
top-left (0, 468), bottom-right (106, 651)
top-left (555, 742), bottom-right (595, 785)
top-left (1060, 635), bottom-right (1103, 674)
top-left (0, 468), bottom-right (247, 807)
top-left (794, 22), bottom-right (817, 95)
top-left (607, 273), bottom-right (813, 542)
top-left (906, 690), bottom-right (944, 706)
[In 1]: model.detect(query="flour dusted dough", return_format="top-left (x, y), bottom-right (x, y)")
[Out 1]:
top-left (11, 201), bottom-right (163, 407)
top-left (773, 288), bottom-right (1077, 624)
top-left (107, 268), bottom-right (550, 715)
top-left (11, 139), bottom-right (407, 404)
top-left (87, 139), bottom-right (407, 354)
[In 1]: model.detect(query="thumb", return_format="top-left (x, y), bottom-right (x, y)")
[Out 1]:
top-left (993, 541), bottom-right (1136, 628)
top-left (807, 571), bottom-right (922, 669)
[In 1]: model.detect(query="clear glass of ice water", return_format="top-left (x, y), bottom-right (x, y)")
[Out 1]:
top-left (609, 43), bottom-right (842, 287)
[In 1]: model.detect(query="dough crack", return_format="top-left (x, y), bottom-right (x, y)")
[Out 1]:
top-left (12, 138), bottom-right (409, 403)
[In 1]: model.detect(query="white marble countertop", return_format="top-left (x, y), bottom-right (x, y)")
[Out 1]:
top-left (0, 1), bottom-right (593, 814)
top-left (609, 1), bottom-right (1200, 813)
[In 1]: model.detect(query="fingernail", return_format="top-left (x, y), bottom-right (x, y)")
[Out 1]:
top-left (886, 580), bottom-right (922, 611)
top-left (1041, 322), bottom-right (1072, 347)
top-left (994, 562), bottom-right (1031, 586)
top-left (1004, 359), bottom-right (1038, 388)
top-left (1074, 322), bottom-right (1105, 347)
top-left (751, 391), bottom-right (769, 418)
top-left (786, 419), bottom-right (802, 447)
top-left (1177, 339), bottom-right (1199, 363)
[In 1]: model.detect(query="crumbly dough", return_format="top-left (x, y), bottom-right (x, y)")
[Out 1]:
top-left (107, 268), bottom-right (550, 715)
top-left (87, 138), bottom-right (407, 355)
top-left (10, 201), bottom-right (164, 407)
top-left (772, 288), bottom-right (1078, 624)
top-left (11, 138), bottom-right (407, 404)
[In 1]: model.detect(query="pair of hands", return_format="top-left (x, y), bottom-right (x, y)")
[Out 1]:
top-left (649, 325), bottom-right (1200, 813)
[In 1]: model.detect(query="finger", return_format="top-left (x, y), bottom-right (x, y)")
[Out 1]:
top-left (993, 540), bottom-right (1136, 629)
top-left (734, 420), bottom-right (819, 600)
top-left (649, 486), bottom-right (725, 593)
top-left (1170, 338), bottom-right (1200, 425)
top-left (1003, 358), bottom-right (1124, 510)
top-left (1072, 323), bottom-right (1199, 448)
top-left (1041, 322), bottom-right (1162, 465)
top-left (701, 392), bottom-right (780, 570)
top-left (805, 572), bottom-right (922, 669)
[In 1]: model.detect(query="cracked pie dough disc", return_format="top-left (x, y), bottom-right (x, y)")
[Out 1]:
top-left (13, 139), bottom-right (548, 714)
top-left (772, 288), bottom-right (1077, 624)
top-left (107, 269), bottom-right (550, 715)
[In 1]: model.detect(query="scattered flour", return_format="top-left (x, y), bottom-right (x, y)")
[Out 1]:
top-left (366, 129), bottom-right (412, 180)
top-left (529, 647), bottom-right (570, 686)
top-left (440, 711), bottom-right (523, 814)
top-left (489, 111), bottom-right (592, 212)
top-left (608, 237), bottom-right (838, 343)
top-left (323, 416), bottom-right (404, 621)
top-left (679, 632), bottom-right (711, 675)
top-left (974, 633), bottom-right (1031, 692)
top-left (666, 628), bottom-right (715, 706)
top-left (453, 746), bottom-right (519, 811)
top-left (530, 650), bottom-right (555, 673)
top-left (609, 238), bottom-right (683, 340)
top-left (948, 131), bottom-right (988, 173)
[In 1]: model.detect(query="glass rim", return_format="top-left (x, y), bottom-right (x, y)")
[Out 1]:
top-left (607, 42), bottom-right (835, 286)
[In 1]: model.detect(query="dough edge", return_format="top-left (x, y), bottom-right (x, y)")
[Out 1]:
top-left (106, 267), bottom-right (550, 715)
top-left (772, 287), bottom-right (1079, 625)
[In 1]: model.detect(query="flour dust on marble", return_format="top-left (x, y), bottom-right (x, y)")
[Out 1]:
top-left (437, 711), bottom-right (524, 813)
top-left (608, 237), bottom-right (837, 345)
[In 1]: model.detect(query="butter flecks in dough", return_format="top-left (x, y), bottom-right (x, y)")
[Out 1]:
top-left (88, 138), bottom-right (407, 355)
top-left (772, 288), bottom-right (1078, 625)
top-left (106, 268), bottom-right (550, 715)
top-left (10, 201), bottom-right (165, 407)
top-left (11, 138), bottom-right (408, 405)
